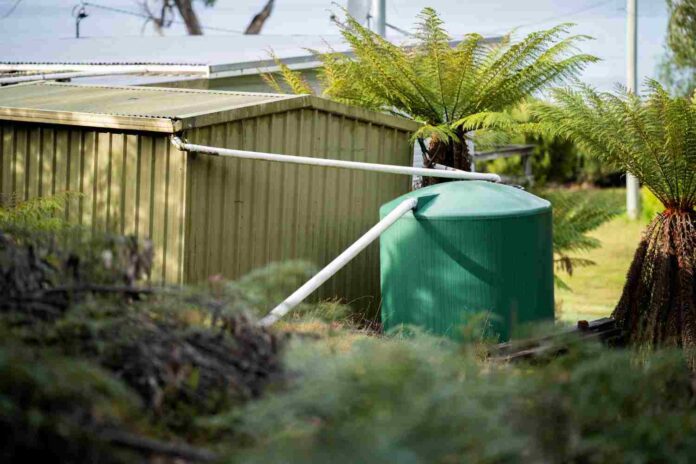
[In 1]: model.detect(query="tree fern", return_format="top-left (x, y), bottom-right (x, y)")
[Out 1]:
top-left (531, 81), bottom-right (696, 351)
top-left (262, 8), bottom-right (596, 181)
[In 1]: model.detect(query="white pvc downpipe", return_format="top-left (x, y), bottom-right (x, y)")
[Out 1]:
top-left (171, 137), bottom-right (501, 182)
top-left (259, 197), bottom-right (419, 326)
top-left (170, 136), bottom-right (498, 326)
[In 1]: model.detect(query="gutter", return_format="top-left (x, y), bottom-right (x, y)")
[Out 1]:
top-left (0, 63), bottom-right (209, 76)
top-left (0, 70), bottom-right (144, 85)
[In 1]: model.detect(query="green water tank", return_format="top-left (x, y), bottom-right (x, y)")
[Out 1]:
top-left (379, 181), bottom-right (554, 340)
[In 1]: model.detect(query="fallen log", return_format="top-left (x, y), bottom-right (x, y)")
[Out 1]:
top-left (488, 317), bottom-right (625, 363)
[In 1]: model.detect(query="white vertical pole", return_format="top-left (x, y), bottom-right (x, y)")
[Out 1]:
top-left (626, 0), bottom-right (641, 219)
top-left (370, 0), bottom-right (386, 36)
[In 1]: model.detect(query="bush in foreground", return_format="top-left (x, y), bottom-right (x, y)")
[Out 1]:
top-left (223, 334), bottom-right (696, 464)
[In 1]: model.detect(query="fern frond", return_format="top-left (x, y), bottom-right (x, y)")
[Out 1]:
top-left (532, 81), bottom-right (696, 209)
top-left (261, 51), bottom-right (315, 95)
top-left (260, 70), bottom-right (284, 94)
top-left (262, 8), bottom-right (595, 146)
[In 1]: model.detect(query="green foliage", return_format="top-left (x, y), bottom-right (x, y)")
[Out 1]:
top-left (658, 55), bottom-right (696, 98)
top-left (531, 81), bottom-right (696, 211)
top-left (35, 290), bottom-right (283, 437)
top-left (519, 346), bottom-right (696, 462)
top-left (220, 334), bottom-right (696, 463)
top-left (474, 103), bottom-right (621, 186)
top-left (234, 260), bottom-right (317, 315)
top-left (659, 0), bottom-right (696, 96)
top-left (0, 338), bottom-right (141, 463)
top-left (666, 0), bottom-right (696, 67)
top-left (231, 260), bottom-right (352, 323)
top-left (261, 59), bottom-right (315, 95)
top-left (0, 193), bottom-right (78, 233)
top-left (0, 213), bottom-right (287, 439)
top-left (219, 335), bottom-right (522, 463)
top-left (264, 8), bottom-right (595, 144)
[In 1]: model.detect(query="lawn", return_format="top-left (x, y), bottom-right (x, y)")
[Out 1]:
top-left (555, 191), bottom-right (646, 322)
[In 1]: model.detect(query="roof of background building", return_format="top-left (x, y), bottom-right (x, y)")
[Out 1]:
top-left (0, 34), bottom-right (350, 80)
top-left (0, 34), bottom-right (351, 66)
top-left (0, 34), bottom-right (500, 86)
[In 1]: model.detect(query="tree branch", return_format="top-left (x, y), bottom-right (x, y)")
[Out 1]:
top-left (102, 429), bottom-right (217, 462)
top-left (245, 0), bottom-right (275, 34)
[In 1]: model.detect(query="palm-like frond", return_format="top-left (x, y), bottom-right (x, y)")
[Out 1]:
top-left (260, 53), bottom-right (316, 95)
top-left (262, 8), bottom-right (596, 144)
top-left (544, 189), bottom-right (623, 255)
top-left (325, 9), bottom-right (597, 139)
top-left (532, 81), bottom-right (696, 210)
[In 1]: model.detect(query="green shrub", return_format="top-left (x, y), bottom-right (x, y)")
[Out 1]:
top-left (223, 334), bottom-right (696, 463)
top-left (220, 335), bottom-right (522, 463)
top-left (0, 338), bottom-right (142, 464)
top-left (0, 193), bottom-right (77, 232)
top-left (519, 348), bottom-right (696, 462)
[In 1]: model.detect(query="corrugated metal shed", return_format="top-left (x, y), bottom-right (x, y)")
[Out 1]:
top-left (0, 82), bottom-right (420, 313)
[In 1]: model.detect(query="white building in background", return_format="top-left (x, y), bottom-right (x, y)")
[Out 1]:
top-left (0, 33), bottom-right (500, 92)
top-left (0, 34), bottom-right (351, 92)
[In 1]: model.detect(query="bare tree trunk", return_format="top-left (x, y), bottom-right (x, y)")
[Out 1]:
top-left (421, 127), bottom-right (471, 187)
top-left (174, 0), bottom-right (203, 35)
top-left (245, 0), bottom-right (275, 34)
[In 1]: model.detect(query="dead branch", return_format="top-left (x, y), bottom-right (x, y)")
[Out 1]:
top-left (102, 429), bottom-right (217, 462)
top-left (245, 0), bottom-right (275, 34)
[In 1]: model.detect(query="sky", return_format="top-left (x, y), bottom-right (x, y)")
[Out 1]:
top-left (0, 0), bottom-right (669, 90)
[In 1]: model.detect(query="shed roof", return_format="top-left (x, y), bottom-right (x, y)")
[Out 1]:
top-left (0, 82), bottom-right (421, 133)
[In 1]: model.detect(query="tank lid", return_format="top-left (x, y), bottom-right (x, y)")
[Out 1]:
top-left (380, 181), bottom-right (551, 219)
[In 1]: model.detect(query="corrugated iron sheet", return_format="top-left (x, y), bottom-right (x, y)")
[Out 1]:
top-left (0, 121), bottom-right (187, 283)
top-left (184, 108), bottom-right (412, 313)
top-left (0, 84), bottom-right (417, 312)
top-left (0, 82), bottom-right (294, 120)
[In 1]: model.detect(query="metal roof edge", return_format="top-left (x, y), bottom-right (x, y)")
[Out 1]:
top-left (177, 94), bottom-right (422, 133)
top-left (0, 106), bottom-right (177, 133)
top-left (36, 81), bottom-right (279, 96)
top-left (0, 63), bottom-right (209, 75)
top-left (0, 83), bottom-right (419, 134)
top-left (305, 96), bottom-right (422, 132)
top-left (177, 94), bottom-right (310, 129)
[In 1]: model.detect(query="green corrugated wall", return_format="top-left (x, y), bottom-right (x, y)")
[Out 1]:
top-left (184, 108), bottom-right (412, 312)
top-left (0, 109), bottom-right (412, 311)
top-left (0, 121), bottom-right (188, 284)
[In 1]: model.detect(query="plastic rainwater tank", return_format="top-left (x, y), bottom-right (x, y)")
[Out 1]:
top-left (379, 181), bottom-right (554, 340)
